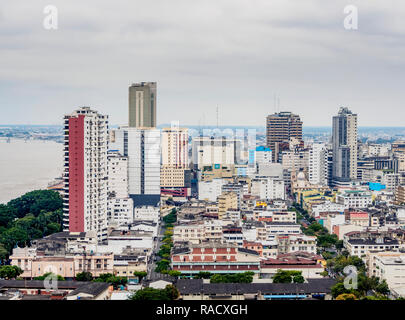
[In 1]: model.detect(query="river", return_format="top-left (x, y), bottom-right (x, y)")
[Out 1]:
top-left (0, 138), bottom-right (62, 204)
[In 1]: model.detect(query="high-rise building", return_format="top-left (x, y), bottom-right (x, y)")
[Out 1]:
top-left (309, 143), bottom-right (329, 186)
top-left (266, 112), bottom-right (303, 162)
top-left (161, 127), bottom-right (189, 167)
top-left (129, 82), bottom-right (156, 128)
top-left (63, 107), bottom-right (108, 242)
top-left (111, 127), bottom-right (161, 207)
top-left (332, 107), bottom-right (358, 184)
top-left (160, 127), bottom-right (191, 198)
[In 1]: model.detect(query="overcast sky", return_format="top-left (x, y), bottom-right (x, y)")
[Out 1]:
top-left (1, 0), bottom-right (405, 127)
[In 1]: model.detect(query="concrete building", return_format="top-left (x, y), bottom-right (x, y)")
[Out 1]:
top-left (222, 182), bottom-right (249, 209)
top-left (266, 112), bottom-right (303, 163)
top-left (112, 127), bottom-right (161, 208)
top-left (161, 126), bottom-right (188, 166)
top-left (344, 238), bottom-right (400, 258)
top-left (309, 143), bottom-right (330, 186)
top-left (249, 146), bottom-right (272, 172)
top-left (368, 252), bottom-right (405, 292)
top-left (395, 185), bottom-right (405, 205)
top-left (264, 222), bottom-right (302, 240)
top-left (336, 190), bottom-right (372, 209)
top-left (332, 107), bottom-right (358, 184)
top-left (251, 178), bottom-right (285, 201)
top-left (276, 235), bottom-right (317, 255)
top-left (160, 126), bottom-right (191, 198)
top-left (171, 243), bottom-right (261, 275)
top-left (198, 178), bottom-right (227, 202)
top-left (107, 198), bottom-right (134, 226)
top-left (129, 82), bottom-right (156, 128)
top-left (10, 247), bottom-right (114, 279)
top-left (218, 192), bottom-right (238, 220)
top-left (63, 107), bottom-right (109, 242)
top-left (107, 151), bottom-right (129, 199)
top-left (192, 136), bottom-right (241, 169)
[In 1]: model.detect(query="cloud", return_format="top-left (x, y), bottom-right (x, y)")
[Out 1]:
top-left (0, 0), bottom-right (405, 126)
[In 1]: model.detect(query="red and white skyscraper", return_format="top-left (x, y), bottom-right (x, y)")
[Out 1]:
top-left (63, 107), bottom-right (109, 241)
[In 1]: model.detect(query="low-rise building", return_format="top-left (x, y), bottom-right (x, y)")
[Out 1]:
top-left (171, 243), bottom-right (261, 275)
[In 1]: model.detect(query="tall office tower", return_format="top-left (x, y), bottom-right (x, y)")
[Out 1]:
top-left (160, 127), bottom-right (191, 198)
top-left (332, 107), bottom-right (358, 184)
top-left (309, 143), bottom-right (329, 186)
top-left (266, 111), bottom-right (303, 163)
top-left (112, 127), bottom-right (161, 207)
top-left (63, 107), bottom-right (108, 242)
top-left (191, 136), bottom-right (241, 170)
top-left (129, 82), bottom-right (157, 128)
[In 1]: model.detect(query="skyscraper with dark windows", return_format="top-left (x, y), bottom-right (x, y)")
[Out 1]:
top-left (332, 107), bottom-right (358, 185)
top-left (129, 82), bottom-right (157, 128)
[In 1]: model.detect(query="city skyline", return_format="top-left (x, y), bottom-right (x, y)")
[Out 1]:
top-left (1, 1), bottom-right (405, 126)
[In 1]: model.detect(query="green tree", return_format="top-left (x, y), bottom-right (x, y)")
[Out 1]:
top-left (7, 190), bottom-right (62, 218)
top-left (336, 293), bottom-right (357, 300)
top-left (155, 259), bottom-right (170, 273)
top-left (195, 271), bottom-right (212, 279)
top-left (164, 284), bottom-right (180, 300)
top-left (93, 273), bottom-right (127, 289)
top-left (293, 274), bottom-right (305, 283)
top-left (168, 270), bottom-right (182, 278)
top-left (76, 271), bottom-right (93, 281)
top-left (0, 265), bottom-right (23, 279)
top-left (130, 287), bottom-right (168, 300)
top-left (0, 244), bottom-right (8, 262)
top-left (375, 279), bottom-right (390, 295)
top-left (272, 270), bottom-right (303, 283)
top-left (0, 205), bottom-right (17, 227)
top-left (34, 272), bottom-right (65, 281)
top-left (133, 271), bottom-right (147, 282)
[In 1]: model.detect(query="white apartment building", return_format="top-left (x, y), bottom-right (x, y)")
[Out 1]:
top-left (63, 107), bottom-right (109, 242)
top-left (107, 198), bottom-right (134, 226)
top-left (277, 235), bottom-right (317, 255)
top-left (309, 143), bottom-right (329, 186)
top-left (107, 150), bottom-right (129, 199)
top-left (345, 238), bottom-right (401, 258)
top-left (311, 201), bottom-right (346, 218)
top-left (134, 206), bottom-right (160, 223)
top-left (336, 190), bottom-right (372, 209)
top-left (191, 136), bottom-right (241, 169)
top-left (367, 144), bottom-right (390, 157)
top-left (368, 252), bottom-right (405, 291)
top-left (264, 222), bottom-right (302, 240)
top-left (173, 220), bottom-right (223, 244)
top-left (251, 177), bottom-right (285, 200)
